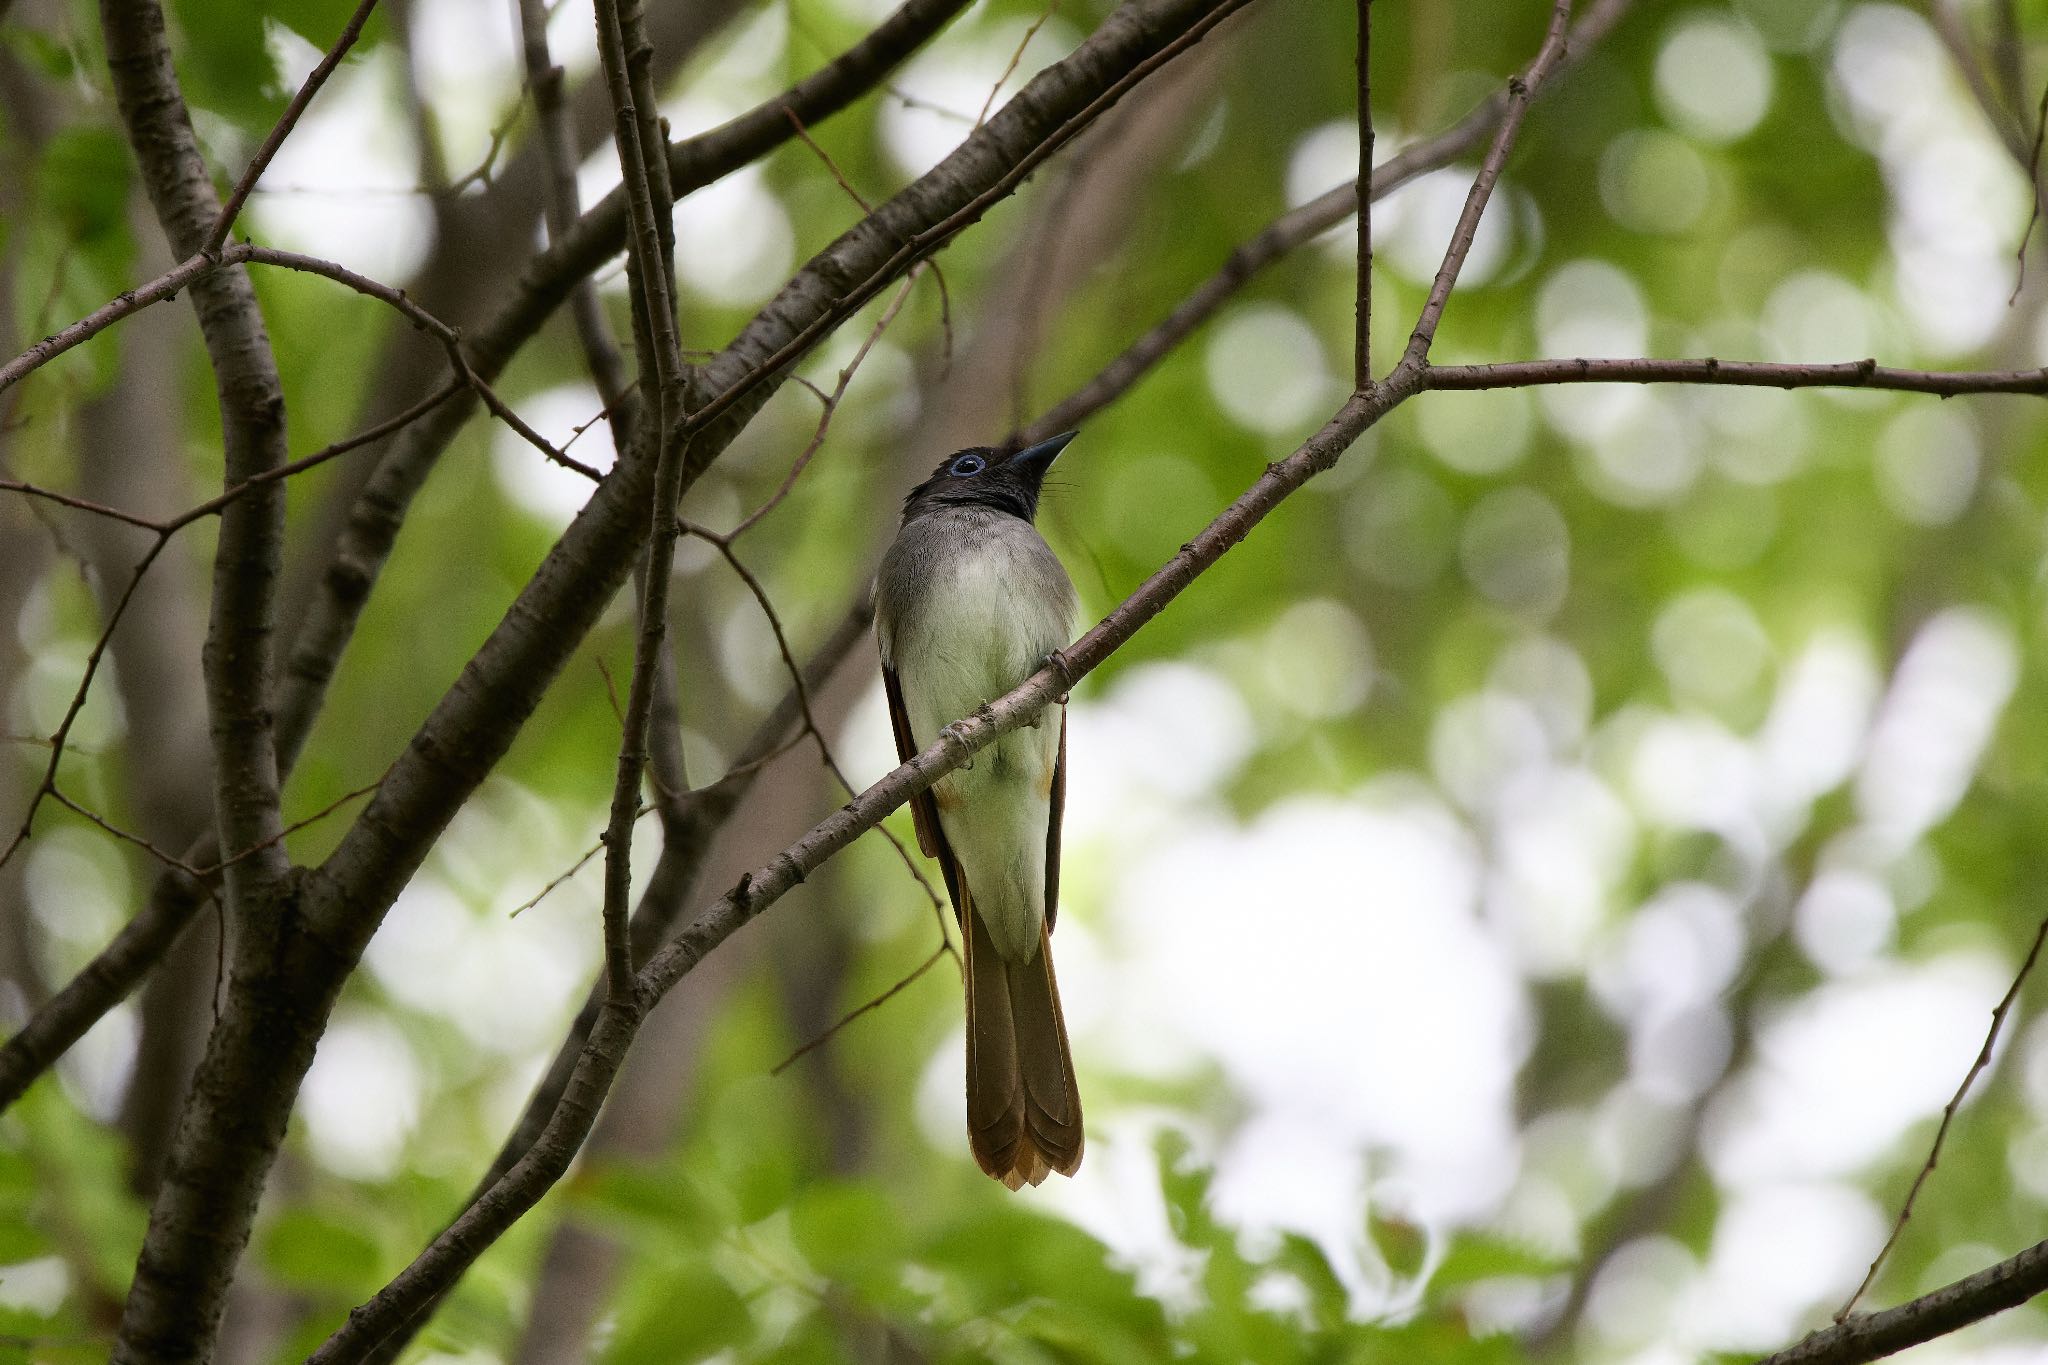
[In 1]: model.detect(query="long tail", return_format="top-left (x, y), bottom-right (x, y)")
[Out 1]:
top-left (962, 890), bottom-right (1083, 1189)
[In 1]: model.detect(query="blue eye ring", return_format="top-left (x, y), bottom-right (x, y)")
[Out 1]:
top-left (949, 453), bottom-right (986, 477)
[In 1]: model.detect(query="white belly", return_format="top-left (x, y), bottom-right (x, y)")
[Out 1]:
top-left (878, 515), bottom-right (1076, 961)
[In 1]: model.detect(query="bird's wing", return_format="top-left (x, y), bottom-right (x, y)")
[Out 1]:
top-left (1044, 707), bottom-right (1066, 934)
top-left (883, 662), bottom-right (964, 922)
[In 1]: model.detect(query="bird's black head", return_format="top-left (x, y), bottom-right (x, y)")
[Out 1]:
top-left (901, 430), bottom-right (1078, 525)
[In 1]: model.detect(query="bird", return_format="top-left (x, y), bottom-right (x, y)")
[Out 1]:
top-left (874, 429), bottom-right (1084, 1189)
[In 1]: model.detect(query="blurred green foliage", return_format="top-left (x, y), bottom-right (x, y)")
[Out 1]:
top-left (10, 0), bottom-right (2048, 1359)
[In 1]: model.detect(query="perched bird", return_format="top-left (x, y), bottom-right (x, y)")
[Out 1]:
top-left (874, 430), bottom-right (1084, 1189)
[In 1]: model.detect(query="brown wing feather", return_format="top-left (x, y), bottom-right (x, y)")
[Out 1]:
top-left (883, 664), bottom-right (963, 923)
top-left (1044, 707), bottom-right (1066, 934)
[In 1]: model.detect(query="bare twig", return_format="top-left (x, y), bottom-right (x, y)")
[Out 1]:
top-left (1, 243), bottom-right (599, 478)
top-left (47, 789), bottom-right (200, 875)
top-left (1355, 0), bottom-right (1373, 386)
top-left (1422, 356), bottom-right (2048, 397)
top-left (1836, 911), bottom-right (2048, 1320)
top-left (592, 0), bottom-right (691, 998)
top-left (0, 536), bottom-right (171, 875)
top-left (1396, 0), bottom-right (1571, 372)
top-left (1020, 0), bottom-right (1638, 443)
top-left (770, 937), bottom-right (953, 1075)
top-left (2011, 80), bottom-right (2048, 304)
top-left (680, 521), bottom-right (945, 914)
top-left (206, 0), bottom-right (382, 252)
top-left (728, 270), bottom-right (922, 539)
top-left (976, 0), bottom-right (1059, 129)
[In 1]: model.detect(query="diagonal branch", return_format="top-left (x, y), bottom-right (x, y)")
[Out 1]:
top-left (306, 15), bottom-right (1608, 1344)
top-left (1757, 1235), bottom-right (2048, 1365)
top-left (1836, 910), bottom-right (2048, 1319)
top-left (205, 0), bottom-right (380, 253)
top-left (319, 602), bottom-right (874, 1357)
top-left (1396, 0), bottom-right (1571, 373)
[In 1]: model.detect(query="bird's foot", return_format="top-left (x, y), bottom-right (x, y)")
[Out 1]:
top-left (940, 718), bottom-right (976, 769)
top-left (1041, 648), bottom-right (1074, 705)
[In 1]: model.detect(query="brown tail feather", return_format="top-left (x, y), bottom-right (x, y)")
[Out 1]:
top-left (963, 893), bottom-right (1083, 1189)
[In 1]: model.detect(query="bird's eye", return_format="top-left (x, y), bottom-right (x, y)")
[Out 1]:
top-left (949, 453), bottom-right (986, 477)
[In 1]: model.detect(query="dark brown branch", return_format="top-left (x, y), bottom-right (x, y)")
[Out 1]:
top-left (1422, 356), bottom-right (2048, 397)
top-left (592, 0), bottom-right (690, 997)
top-left (1756, 1237), bottom-right (2048, 1365)
top-left (677, 0), bottom-right (1258, 447)
top-left (100, 0), bottom-right (297, 1357)
top-left (205, 0), bottom-right (381, 253)
top-left (1837, 911), bottom-right (2048, 1319)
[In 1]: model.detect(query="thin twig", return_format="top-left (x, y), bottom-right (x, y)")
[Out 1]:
top-left (592, 0), bottom-right (692, 998)
top-left (47, 788), bottom-right (200, 875)
top-left (1354, 0), bottom-right (1373, 386)
top-left (1836, 910), bottom-right (2048, 1320)
top-left (208, 778), bottom-right (385, 874)
top-left (1396, 0), bottom-right (1572, 373)
top-left (679, 520), bottom-right (944, 913)
top-left (1019, 0), bottom-right (1638, 443)
top-left (0, 535), bottom-right (170, 875)
top-left (1422, 355), bottom-right (2048, 398)
top-left (781, 105), bottom-right (956, 387)
top-left (770, 937), bottom-right (954, 1074)
top-left (2011, 80), bottom-right (2048, 305)
top-left (977, 0), bottom-right (1059, 129)
top-left (206, 0), bottom-right (383, 252)
top-left (727, 271), bottom-right (922, 539)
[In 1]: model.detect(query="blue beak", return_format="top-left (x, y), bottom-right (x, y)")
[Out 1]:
top-left (1009, 430), bottom-right (1079, 474)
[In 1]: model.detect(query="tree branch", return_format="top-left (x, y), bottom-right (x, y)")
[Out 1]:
top-left (99, 0), bottom-right (299, 1354)
top-left (343, 601), bottom-right (873, 1358)
top-left (1422, 355), bottom-right (2048, 397)
top-left (1396, 0), bottom-right (1570, 372)
top-left (591, 0), bottom-right (690, 997)
top-left (1756, 1237), bottom-right (2048, 1365)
